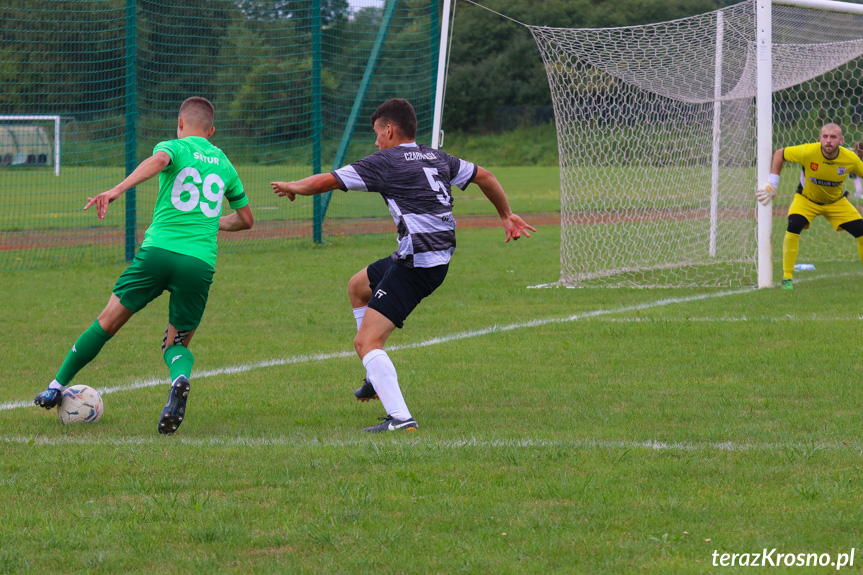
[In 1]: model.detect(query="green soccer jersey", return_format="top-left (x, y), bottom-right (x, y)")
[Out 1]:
top-left (141, 136), bottom-right (248, 267)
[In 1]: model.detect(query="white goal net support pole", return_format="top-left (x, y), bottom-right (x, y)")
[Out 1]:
top-left (756, 0), bottom-right (774, 288)
top-left (529, 0), bottom-right (863, 288)
top-left (432, 0), bottom-right (454, 150)
top-left (0, 115), bottom-right (61, 176)
top-left (711, 11), bottom-right (725, 260)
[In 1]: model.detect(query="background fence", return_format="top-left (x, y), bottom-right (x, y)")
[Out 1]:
top-left (0, 0), bottom-right (439, 269)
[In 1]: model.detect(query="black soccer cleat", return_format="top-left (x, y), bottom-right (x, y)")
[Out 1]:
top-left (362, 414), bottom-right (418, 433)
top-left (354, 378), bottom-right (379, 402)
top-left (34, 388), bottom-right (63, 410)
top-left (158, 376), bottom-right (190, 435)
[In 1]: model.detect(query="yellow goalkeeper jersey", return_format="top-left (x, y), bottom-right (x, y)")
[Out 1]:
top-left (783, 142), bottom-right (863, 205)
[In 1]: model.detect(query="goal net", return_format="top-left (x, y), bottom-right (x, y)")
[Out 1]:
top-left (529, 0), bottom-right (863, 287)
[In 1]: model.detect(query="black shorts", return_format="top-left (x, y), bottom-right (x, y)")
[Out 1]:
top-left (366, 254), bottom-right (448, 329)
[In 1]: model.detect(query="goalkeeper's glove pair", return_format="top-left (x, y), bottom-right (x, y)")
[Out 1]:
top-left (756, 173), bottom-right (781, 205)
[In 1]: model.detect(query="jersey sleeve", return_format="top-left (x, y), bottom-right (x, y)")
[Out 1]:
top-left (152, 140), bottom-right (180, 163)
top-left (225, 181), bottom-right (248, 209)
top-left (852, 154), bottom-right (863, 178)
top-left (224, 166), bottom-right (248, 209)
top-left (332, 153), bottom-right (386, 192)
top-left (782, 143), bottom-right (810, 165)
top-left (444, 152), bottom-right (477, 190)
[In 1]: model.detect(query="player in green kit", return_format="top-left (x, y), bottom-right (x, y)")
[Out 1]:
top-left (34, 97), bottom-right (254, 434)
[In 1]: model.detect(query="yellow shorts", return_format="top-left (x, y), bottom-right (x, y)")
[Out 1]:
top-left (788, 193), bottom-right (862, 231)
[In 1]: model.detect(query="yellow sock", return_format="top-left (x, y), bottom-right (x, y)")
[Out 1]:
top-left (857, 236), bottom-right (863, 262)
top-left (783, 232), bottom-right (800, 280)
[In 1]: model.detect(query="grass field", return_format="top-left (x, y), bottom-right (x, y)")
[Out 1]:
top-left (4, 222), bottom-right (863, 573)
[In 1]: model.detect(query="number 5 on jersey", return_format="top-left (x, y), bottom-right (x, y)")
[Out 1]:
top-left (423, 167), bottom-right (452, 206)
top-left (171, 167), bottom-right (225, 217)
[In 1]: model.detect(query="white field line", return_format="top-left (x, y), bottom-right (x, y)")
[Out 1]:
top-left (2, 271), bottom-right (858, 414)
top-left (0, 434), bottom-right (859, 453)
top-left (587, 315), bottom-right (863, 322)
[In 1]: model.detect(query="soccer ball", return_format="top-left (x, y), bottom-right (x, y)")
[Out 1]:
top-left (57, 385), bottom-right (103, 424)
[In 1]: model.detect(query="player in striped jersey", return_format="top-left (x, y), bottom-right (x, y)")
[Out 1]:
top-left (271, 98), bottom-right (535, 432)
top-left (756, 123), bottom-right (863, 289)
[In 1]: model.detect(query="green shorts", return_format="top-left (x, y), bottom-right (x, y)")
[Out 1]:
top-left (113, 246), bottom-right (215, 330)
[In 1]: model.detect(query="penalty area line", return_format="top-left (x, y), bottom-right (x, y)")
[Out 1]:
top-left (1, 286), bottom-right (754, 412)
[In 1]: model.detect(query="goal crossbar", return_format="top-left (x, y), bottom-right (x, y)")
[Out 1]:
top-left (773, 0), bottom-right (863, 15)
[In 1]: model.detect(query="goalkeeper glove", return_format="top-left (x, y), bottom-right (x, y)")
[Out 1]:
top-left (756, 174), bottom-right (781, 205)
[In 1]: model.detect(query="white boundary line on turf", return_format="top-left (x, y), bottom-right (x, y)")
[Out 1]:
top-left (1, 434), bottom-right (860, 453)
top-left (3, 271), bottom-right (858, 413)
top-left (587, 315), bottom-right (863, 323)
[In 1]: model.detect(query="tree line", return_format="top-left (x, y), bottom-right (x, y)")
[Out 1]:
top-left (0, 0), bottom-right (733, 143)
top-left (0, 0), bottom-right (436, 154)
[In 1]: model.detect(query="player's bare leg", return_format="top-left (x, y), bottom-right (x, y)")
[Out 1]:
top-left (348, 267), bottom-right (378, 401)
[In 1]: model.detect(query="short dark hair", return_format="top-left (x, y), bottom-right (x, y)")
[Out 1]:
top-left (370, 98), bottom-right (417, 140)
top-left (179, 97), bottom-right (215, 131)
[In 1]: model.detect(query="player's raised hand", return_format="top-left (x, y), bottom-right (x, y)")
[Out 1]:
top-left (270, 181), bottom-right (297, 201)
top-left (756, 173), bottom-right (781, 206)
top-left (502, 213), bottom-right (536, 243)
top-left (84, 189), bottom-right (123, 220)
top-left (755, 182), bottom-right (776, 206)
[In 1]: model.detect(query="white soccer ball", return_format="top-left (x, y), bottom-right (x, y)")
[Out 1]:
top-left (57, 385), bottom-right (103, 424)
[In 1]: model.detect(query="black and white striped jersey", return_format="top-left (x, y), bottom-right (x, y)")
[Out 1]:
top-left (332, 142), bottom-right (477, 268)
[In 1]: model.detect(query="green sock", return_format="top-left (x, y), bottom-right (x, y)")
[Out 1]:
top-left (55, 320), bottom-right (113, 386)
top-left (164, 345), bottom-right (194, 382)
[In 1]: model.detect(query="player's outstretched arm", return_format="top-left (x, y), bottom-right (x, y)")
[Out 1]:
top-left (84, 152), bottom-right (171, 220)
top-left (219, 205), bottom-right (254, 232)
top-left (271, 173), bottom-right (340, 202)
top-left (473, 167), bottom-right (536, 242)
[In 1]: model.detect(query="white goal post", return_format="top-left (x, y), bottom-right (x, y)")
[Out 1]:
top-left (0, 115), bottom-right (61, 176)
top-left (528, 0), bottom-right (863, 288)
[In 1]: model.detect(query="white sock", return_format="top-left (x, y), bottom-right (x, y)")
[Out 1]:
top-left (362, 349), bottom-right (411, 420)
top-left (48, 379), bottom-right (66, 391)
top-left (353, 306), bottom-right (366, 331)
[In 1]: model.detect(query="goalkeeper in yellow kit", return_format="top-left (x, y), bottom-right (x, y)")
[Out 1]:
top-left (756, 123), bottom-right (863, 289)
